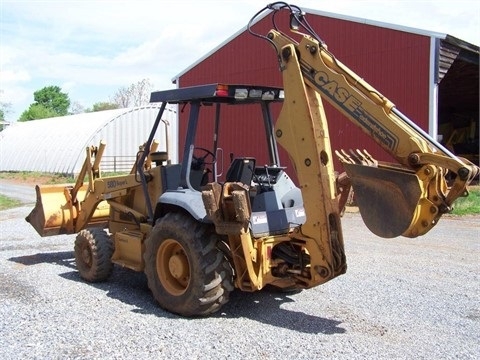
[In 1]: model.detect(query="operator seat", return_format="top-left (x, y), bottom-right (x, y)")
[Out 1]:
top-left (225, 157), bottom-right (256, 185)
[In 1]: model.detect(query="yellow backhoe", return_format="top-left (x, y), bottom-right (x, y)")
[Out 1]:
top-left (26, 3), bottom-right (479, 317)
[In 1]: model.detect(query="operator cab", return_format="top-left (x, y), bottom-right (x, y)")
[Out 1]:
top-left (147, 83), bottom-right (306, 236)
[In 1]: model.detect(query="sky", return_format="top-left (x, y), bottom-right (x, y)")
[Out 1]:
top-left (1, 0), bottom-right (479, 122)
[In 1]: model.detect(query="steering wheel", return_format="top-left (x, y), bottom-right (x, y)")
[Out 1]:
top-left (192, 147), bottom-right (216, 168)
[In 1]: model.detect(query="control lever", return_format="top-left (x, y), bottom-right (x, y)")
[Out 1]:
top-left (264, 165), bottom-right (272, 187)
top-left (248, 165), bottom-right (267, 192)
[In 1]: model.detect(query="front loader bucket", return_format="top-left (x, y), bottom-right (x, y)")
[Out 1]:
top-left (342, 163), bottom-right (423, 238)
top-left (26, 184), bottom-right (109, 237)
top-left (26, 184), bottom-right (77, 237)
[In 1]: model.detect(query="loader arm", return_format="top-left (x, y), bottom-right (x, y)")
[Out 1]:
top-left (26, 141), bottom-right (153, 237)
top-left (251, 3), bottom-right (479, 238)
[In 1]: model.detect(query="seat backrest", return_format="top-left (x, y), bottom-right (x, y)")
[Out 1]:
top-left (225, 157), bottom-right (256, 185)
top-left (161, 164), bottom-right (182, 191)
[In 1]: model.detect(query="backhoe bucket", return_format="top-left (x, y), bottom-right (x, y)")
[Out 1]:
top-left (26, 184), bottom-right (109, 237)
top-left (342, 163), bottom-right (423, 238)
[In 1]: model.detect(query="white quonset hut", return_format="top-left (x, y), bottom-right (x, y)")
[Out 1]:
top-left (0, 105), bottom-right (177, 176)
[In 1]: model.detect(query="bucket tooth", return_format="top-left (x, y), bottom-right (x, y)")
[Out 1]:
top-left (352, 149), bottom-right (377, 166)
top-left (335, 150), bottom-right (349, 163)
top-left (361, 150), bottom-right (377, 165)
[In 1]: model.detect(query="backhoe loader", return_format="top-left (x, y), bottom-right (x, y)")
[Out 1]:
top-left (26, 3), bottom-right (479, 317)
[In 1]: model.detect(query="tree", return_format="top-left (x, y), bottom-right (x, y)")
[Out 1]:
top-left (34, 85), bottom-right (70, 116)
top-left (19, 104), bottom-right (57, 121)
top-left (0, 90), bottom-right (12, 121)
top-left (0, 104), bottom-right (8, 130)
top-left (90, 102), bottom-right (119, 112)
top-left (0, 106), bottom-right (7, 121)
top-left (111, 78), bottom-right (153, 108)
top-left (70, 101), bottom-right (86, 115)
top-left (19, 85), bottom-right (70, 121)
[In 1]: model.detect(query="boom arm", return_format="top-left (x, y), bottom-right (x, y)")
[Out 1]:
top-left (251, 3), bottom-right (479, 238)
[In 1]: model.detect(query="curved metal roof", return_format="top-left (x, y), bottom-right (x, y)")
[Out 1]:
top-left (0, 105), bottom-right (177, 175)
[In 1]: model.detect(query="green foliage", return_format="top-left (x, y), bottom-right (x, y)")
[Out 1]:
top-left (46, 174), bottom-right (75, 184)
top-left (90, 102), bottom-right (119, 112)
top-left (0, 98), bottom-right (12, 121)
top-left (34, 85), bottom-right (70, 115)
top-left (0, 171), bottom-right (74, 184)
top-left (451, 187), bottom-right (480, 216)
top-left (0, 194), bottom-right (22, 211)
top-left (19, 103), bottom-right (58, 121)
top-left (19, 85), bottom-right (71, 121)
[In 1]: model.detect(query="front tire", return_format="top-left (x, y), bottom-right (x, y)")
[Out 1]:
top-left (74, 228), bottom-right (114, 282)
top-left (144, 213), bottom-right (233, 316)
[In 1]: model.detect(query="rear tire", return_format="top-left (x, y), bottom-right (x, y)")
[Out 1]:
top-left (144, 213), bottom-right (234, 316)
top-left (74, 228), bottom-right (114, 282)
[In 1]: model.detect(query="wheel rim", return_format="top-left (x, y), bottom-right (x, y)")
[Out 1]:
top-left (157, 239), bottom-right (190, 296)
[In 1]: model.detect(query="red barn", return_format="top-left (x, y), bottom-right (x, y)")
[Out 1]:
top-left (172, 8), bottom-right (479, 177)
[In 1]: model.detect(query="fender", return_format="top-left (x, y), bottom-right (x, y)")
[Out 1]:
top-left (158, 189), bottom-right (208, 222)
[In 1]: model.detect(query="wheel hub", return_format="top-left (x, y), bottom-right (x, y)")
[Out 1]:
top-left (157, 239), bottom-right (191, 295)
top-left (168, 254), bottom-right (188, 280)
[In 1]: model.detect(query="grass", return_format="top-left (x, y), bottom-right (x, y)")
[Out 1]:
top-left (0, 194), bottom-right (22, 211)
top-left (0, 171), bottom-right (74, 184)
top-left (451, 187), bottom-right (480, 216)
top-left (0, 171), bottom-right (127, 185)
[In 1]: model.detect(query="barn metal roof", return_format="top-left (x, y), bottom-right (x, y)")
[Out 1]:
top-left (0, 105), bottom-right (177, 176)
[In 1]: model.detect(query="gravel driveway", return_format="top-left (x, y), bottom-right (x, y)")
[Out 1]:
top-left (0, 183), bottom-right (479, 359)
